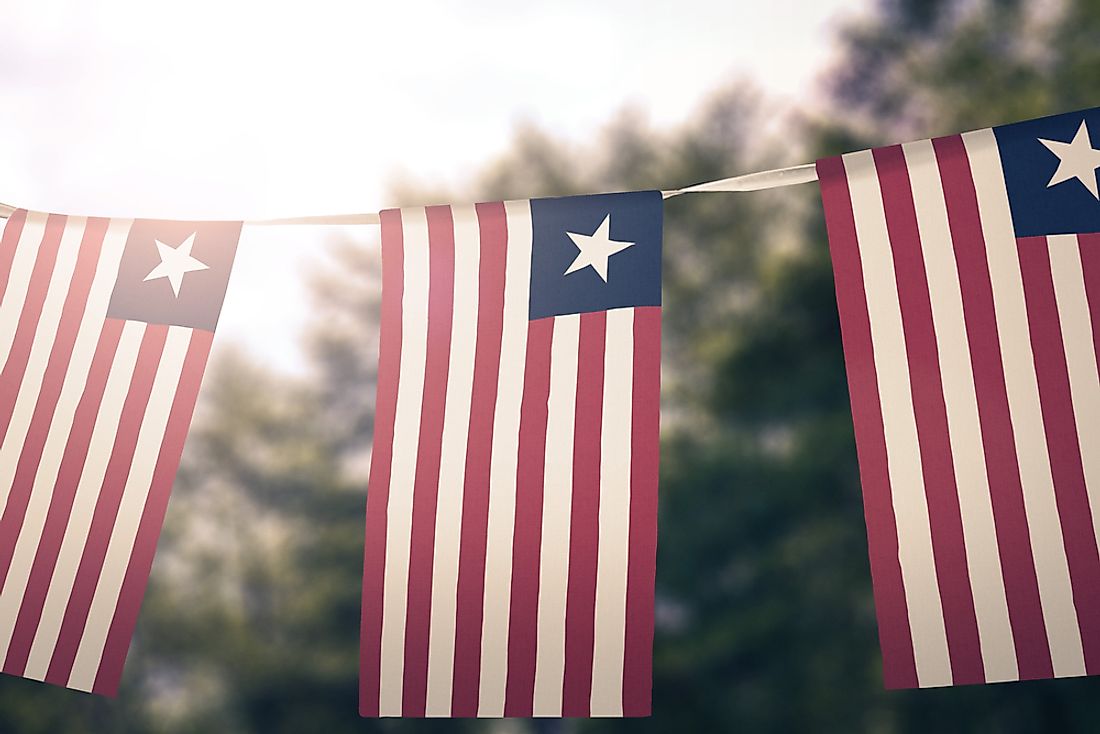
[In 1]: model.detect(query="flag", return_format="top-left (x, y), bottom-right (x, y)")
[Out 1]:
top-left (818, 106), bottom-right (1100, 688)
top-left (0, 211), bottom-right (240, 694)
top-left (359, 192), bottom-right (662, 717)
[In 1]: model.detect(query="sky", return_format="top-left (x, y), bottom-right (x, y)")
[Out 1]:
top-left (0, 0), bottom-right (870, 374)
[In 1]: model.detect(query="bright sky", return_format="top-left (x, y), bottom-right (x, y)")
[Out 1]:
top-left (0, 0), bottom-right (868, 373)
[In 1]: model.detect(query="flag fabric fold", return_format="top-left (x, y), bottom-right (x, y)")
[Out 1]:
top-left (359, 192), bottom-right (663, 717)
top-left (818, 106), bottom-right (1100, 688)
top-left (0, 212), bottom-right (240, 695)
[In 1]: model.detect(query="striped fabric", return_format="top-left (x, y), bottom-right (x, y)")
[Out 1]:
top-left (0, 211), bottom-right (239, 694)
top-left (359, 194), bottom-right (662, 717)
top-left (819, 107), bottom-right (1100, 688)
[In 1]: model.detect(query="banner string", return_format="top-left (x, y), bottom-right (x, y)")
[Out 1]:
top-left (0, 163), bottom-right (819, 225)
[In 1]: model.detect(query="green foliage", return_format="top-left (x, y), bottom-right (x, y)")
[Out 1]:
top-left (2, 1), bottom-right (1099, 731)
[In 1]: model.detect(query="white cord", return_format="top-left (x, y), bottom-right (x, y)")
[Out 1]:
top-left (0, 162), bottom-right (820, 224)
top-left (661, 163), bottom-right (819, 198)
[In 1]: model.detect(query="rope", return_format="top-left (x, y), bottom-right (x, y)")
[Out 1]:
top-left (0, 162), bottom-right (820, 224)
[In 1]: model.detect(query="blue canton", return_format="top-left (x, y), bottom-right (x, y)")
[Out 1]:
top-left (994, 106), bottom-right (1100, 238)
top-left (528, 191), bottom-right (663, 320)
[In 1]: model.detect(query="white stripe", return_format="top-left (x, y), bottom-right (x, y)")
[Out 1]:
top-left (0, 219), bottom-right (130, 659)
top-left (0, 213), bottom-right (49, 370)
top-left (590, 307), bottom-right (633, 715)
top-left (963, 129), bottom-right (1085, 677)
top-left (1048, 235), bottom-right (1100, 555)
top-left (24, 320), bottom-right (146, 680)
top-left (67, 326), bottom-right (192, 691)
top-left (844, 149), bottom-right (952, 687)
top-left (0, 218), bottom-right (86, 520)
top-left (0, 214), bottom-right (53, 516)
top-left (532, 314), bottom-right (580, 716)
top-left (903, 140), bottom-right (1018, 682)
top-left (377, 207), bottom-right (430, 715)
top-left (477, 199), bottom-right (533, 716)
top-left (424, 205), bottom-right (480, 716)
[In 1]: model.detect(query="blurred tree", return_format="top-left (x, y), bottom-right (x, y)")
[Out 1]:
top-left (622, 1), bottom-right (1100, 732)
top-left (2, 1), bottom-right (1098, 732)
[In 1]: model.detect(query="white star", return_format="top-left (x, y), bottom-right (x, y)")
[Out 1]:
top-left (1039, 120), bottom-right (1100, 199)
top-left (563, 215), bottom-right (635, 282)
top-left (143, 233), bottom-right (209, 297)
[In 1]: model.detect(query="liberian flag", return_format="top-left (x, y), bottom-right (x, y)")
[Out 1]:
top-left (819, 106), bottom-right (1100, 688)
top-left (359, 192), bottom-right (662, 717)
top-left (0, 212), bottom-right (239, 694)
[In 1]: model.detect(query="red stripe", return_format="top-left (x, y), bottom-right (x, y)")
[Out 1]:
top-left (503, 317), bottom-right (554, 717)
top-left (622, 306), bottom-right (660, 716)
top-left (359, 209), bottom-right (404, 717)
top-left (401, 206), bottom-right (456, 716)
top-left (91, 330), bottom-right (213, 695)
top-left (0, 218), bottom-right (109, 594)
top-left (562, 310), bottom-right (606, 716)
top-left (3, 319), bottom-right (125, 676)
top-left (451, 201), bottom-right (508, 716)
top-left (932, 135), bottom-right (1053, 679)
top-left (874, 145), bottom-right (986, 684)
top-left (817, 156), bottom-right (919, 688)
top-left (1079, 234), bottom-right (1100, 373)
top-left (0, 213), bottom-right (67, 443)
top-left (45, 324), bottom-right (168, 687)
top-left (0, 209), bottom-right (29, 303)
top-left (1017, 236), bottom-right (1100, 674)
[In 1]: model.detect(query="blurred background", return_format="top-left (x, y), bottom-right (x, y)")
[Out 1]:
top-left (2, 0), bottom-right (1099, 730)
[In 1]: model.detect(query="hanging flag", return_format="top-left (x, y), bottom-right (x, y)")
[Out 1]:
top-left (0, 211), bottom-right (240, 695)
top-left (359, 192), bottom-right (662, 717)
top-left (818, 106), bottom-right (1100, 688)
